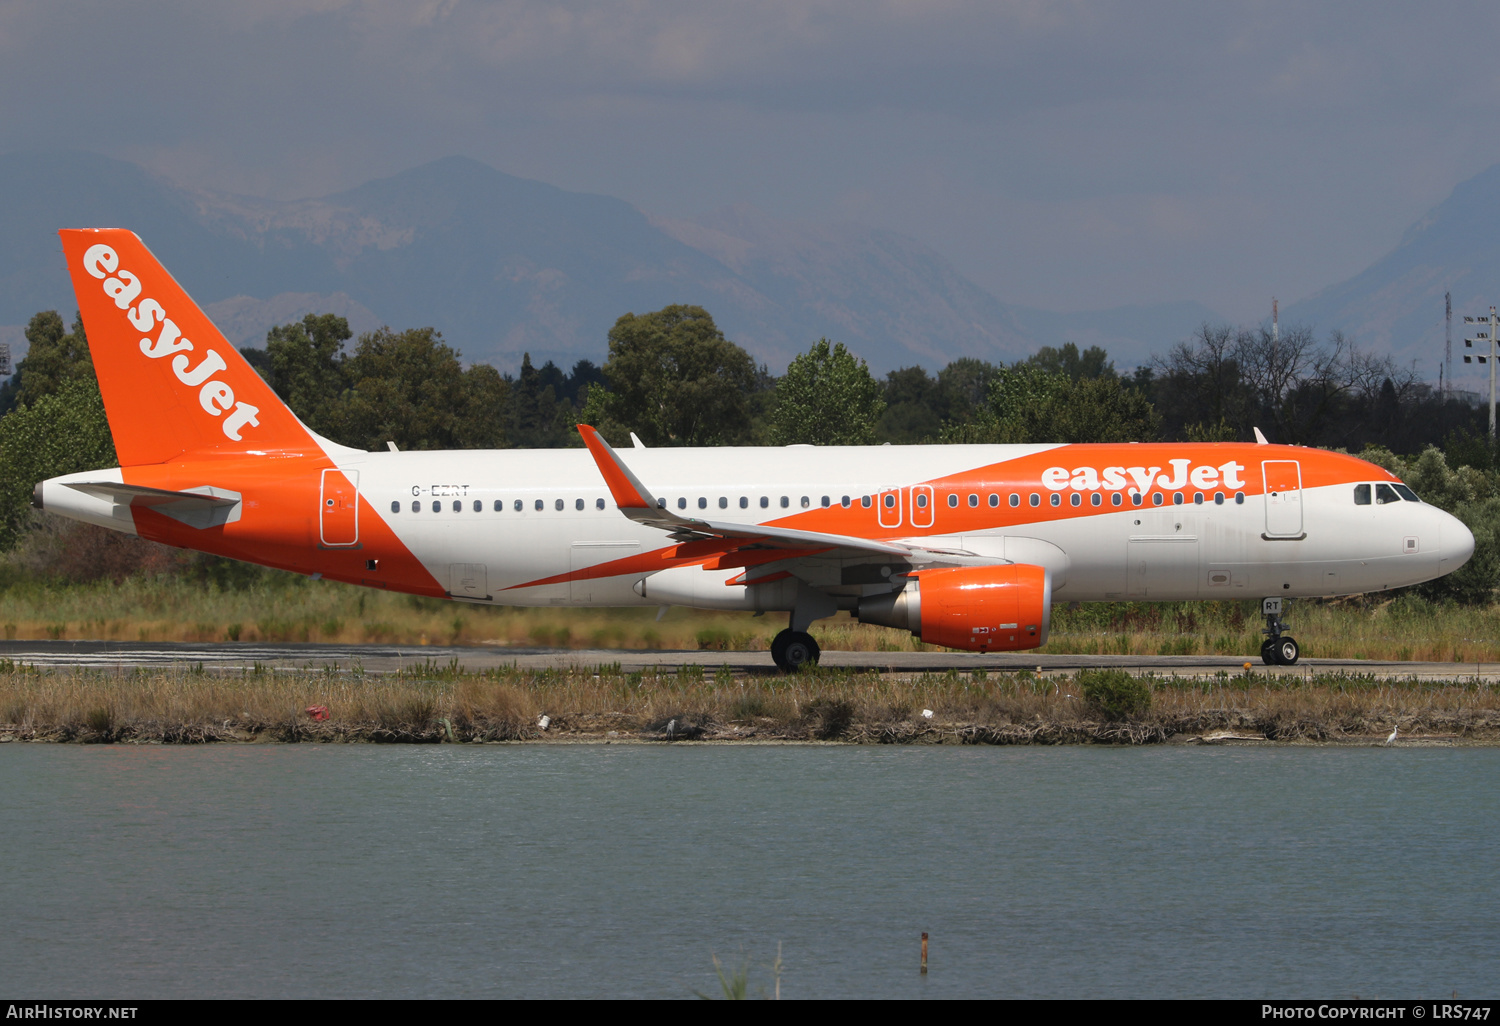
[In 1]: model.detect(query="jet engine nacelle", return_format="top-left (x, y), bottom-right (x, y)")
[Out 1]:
top-left (856, 563), bottom-right (1052, 652)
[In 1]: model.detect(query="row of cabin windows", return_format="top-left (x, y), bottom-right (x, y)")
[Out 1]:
top-left (1353, 483), bottom-right (1421, 505)
top-left (391, 490), bottom-right (1254, 515)
top-left (392, 498), bottom-right (610, 514)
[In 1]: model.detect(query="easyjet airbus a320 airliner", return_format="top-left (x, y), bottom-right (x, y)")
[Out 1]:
top-left (35, 230), bottom-right (1476, 669)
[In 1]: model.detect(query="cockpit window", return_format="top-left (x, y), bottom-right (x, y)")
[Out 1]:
top-left (1353, 484), bottom-right (1371, 505)
top-left (1375, 483), bottom-right (1400, 505)
top-left (1393, 484), bottom-right (1420, 503)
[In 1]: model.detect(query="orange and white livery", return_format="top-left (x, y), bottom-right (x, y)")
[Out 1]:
top-left (37, 229), bottom-right (1476, 668)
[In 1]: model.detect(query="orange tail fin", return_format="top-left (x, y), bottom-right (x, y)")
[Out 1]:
top-left (59, 228), bottom-right (316, 466)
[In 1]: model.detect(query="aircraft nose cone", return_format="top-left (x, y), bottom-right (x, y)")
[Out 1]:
top-left (1442, 512), bottom-right (1476, 572)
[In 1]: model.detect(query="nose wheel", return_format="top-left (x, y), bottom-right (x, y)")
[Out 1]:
top-left (771, 629), bottom-right (821, 672)
top-left (1259, 598), bottom-right (1300, 665)
top-left (1261, 636), bottom-right (1300, 666)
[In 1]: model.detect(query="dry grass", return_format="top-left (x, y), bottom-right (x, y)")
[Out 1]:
top-left (4, 662), bottom-right (1500, 745)
top-left (3, 574), bottom-right (1500, 666)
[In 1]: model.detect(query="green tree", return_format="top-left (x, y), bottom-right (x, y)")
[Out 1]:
top-left (265, 313), bottom-right (352, 439)
top-left (581, 305), bottom-right (757, 446)
top-left (936, 357), bottom-right (1001, 425)
top-left (340, 327), bottom-right (508, 450)
top-left (945, 364), bottom-right (1160, 444)
top-left (0, 377), bottom-right (117, 552)
top-left (772, 339), bottom-right (885, 445)
top-left (0, 311), bottom-right (95, 414)
top-left (1025, 342), bottom-right (1115, 381)
top-left (505, 353), bottom-right (573, 448)
top-left (877, 366), bottom-right (943, 443)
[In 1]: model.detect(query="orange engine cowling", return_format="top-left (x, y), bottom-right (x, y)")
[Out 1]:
top-left (856, 563), bottom-right (1051, 652)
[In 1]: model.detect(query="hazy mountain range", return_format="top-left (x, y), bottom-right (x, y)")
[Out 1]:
top-left (8, 150), bottom-right (1498, 383)
top-left (1285, 163), bottom-right (1500, 382)
top-left (0, 151), bottom-right (1219, 375)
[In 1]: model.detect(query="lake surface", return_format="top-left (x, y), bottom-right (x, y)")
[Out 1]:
top-left (2, 743), bottom-right (1497, 999)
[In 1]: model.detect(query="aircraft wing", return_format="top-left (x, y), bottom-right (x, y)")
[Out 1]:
top-left (576, 424), bottom-right (1002, 570)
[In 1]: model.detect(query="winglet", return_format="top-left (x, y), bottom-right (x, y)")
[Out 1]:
top-left (578, 424), bottom-right (658, 509)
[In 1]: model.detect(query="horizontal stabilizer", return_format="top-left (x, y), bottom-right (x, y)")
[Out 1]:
top-left (59, 481), bottom-right (242, 529)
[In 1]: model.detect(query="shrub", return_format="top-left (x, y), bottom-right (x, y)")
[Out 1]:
top-left (1079, 669), bottom-right (1151, 721)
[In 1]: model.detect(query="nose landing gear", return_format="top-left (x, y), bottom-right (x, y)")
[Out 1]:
top-left (1260, 598), bottom-right (1299, 665)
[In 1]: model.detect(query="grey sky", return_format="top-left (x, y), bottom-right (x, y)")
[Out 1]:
top-left (4, 1), bottom-right (1499, 322)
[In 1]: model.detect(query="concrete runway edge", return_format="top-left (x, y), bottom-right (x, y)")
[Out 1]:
top-left (1, 640), bottom-right (1497, 681)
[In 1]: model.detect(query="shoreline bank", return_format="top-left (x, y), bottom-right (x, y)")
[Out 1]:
top-left (5, 665), bottom-right (1500, 746)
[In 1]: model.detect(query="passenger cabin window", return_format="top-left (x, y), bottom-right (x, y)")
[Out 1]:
top-left (801, 496), bottom-right (810, 508)
top-left (1376, 483), bottom-right (1400, 505)
top-left (1009, 494), bottom-right (1020, 507)
top-left (820, 496), bottom-right (830, 508)
top-left (514, 499), bottom-right (523, 512)
top-left (391, 501), bottom-right (400, 513)
top-left (883, 494), bottom-right (895, 509)
top-left (740, 497), bottom-right (749, 509)
top-left (678, 497), bottom-right (687, 510)
top-left (841, 495), bottom-right (851, 508)
top-left (1394, 484), bottom-right (1420, 502)
top-left (1354, 484), bottom-right (1371, 505)
top-left (474, 499), bottom-right (482, 512)
top-left (916, 493), bottom-right (929, 509)
top-left (555, 499), bottom-right (564, 511)
top-left (535, 499), bottom-right (544, 511)
top-left (862, 495), bottom-right (873, 509)
top-left (432, 500), bottom-right (441, 513)
top-left (494, 500), bottom-right (503, 512)
top-left (597, 498), bottom-right (606, 510)
top-left (719, 496), bottom-right (728, 509)
top-left (761, 496), bottom-right (770, 508)
top-left (989, 494), bottom-right (999, 508)
top-left (576, 498), bottom-right (585, 511)
top-left (412, 500), bottom-right (421, 513)
top-left (453, 500), bottom-right (462, 512)
top-left (698, 497), bottom-right (707, 510)
top-left (947, 494), bottom-right (958, 508)
top-left (782, 496), bottom-right (791, 508)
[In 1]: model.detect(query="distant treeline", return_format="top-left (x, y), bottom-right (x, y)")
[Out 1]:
top-left (2, 302), bottom-right (1499, 602)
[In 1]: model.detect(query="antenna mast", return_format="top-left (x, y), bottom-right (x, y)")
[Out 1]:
top-left (1446, 291), bottom-right (1452, 397)
top-left (1272, 297), bottom-right (1279, 343)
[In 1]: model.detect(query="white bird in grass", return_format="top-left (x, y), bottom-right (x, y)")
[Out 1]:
top-left (1384, 724), bottom-right (1399, 746)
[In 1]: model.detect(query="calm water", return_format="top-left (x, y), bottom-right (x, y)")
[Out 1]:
top-left (1, 743), bottom-right (1497, 999)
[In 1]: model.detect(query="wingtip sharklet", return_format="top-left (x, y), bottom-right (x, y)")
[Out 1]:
top-left (577, 424), bottom-right (657, 509)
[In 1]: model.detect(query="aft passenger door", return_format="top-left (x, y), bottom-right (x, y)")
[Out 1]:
top-left (319, 469), bottom-right (359, 547)
top-left (1262, 460), bottom-right (1304, 538)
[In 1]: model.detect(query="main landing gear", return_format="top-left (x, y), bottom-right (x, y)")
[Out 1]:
top-left (772, 587), bottom-right (836, 673)
top-left (1260, 597), bottom-right (1300, 666)
top-left (771, 629), bottom-right (821, 673)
